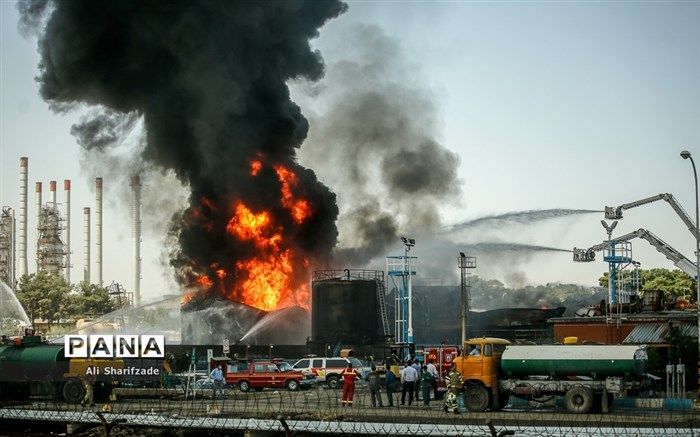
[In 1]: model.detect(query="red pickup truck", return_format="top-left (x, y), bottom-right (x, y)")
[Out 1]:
top-left (225, 361), bottom-right (314, 392)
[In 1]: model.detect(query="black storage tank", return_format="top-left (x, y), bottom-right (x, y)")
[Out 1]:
top-left (312, 271), bottom-right (383, 345)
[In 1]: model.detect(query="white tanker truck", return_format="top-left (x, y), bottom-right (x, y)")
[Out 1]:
top-left (453, 337), bottom-right (651, 414)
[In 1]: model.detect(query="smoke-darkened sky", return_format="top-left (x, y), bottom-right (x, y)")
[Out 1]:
top-left (1, 1), bottom-right (698, 298)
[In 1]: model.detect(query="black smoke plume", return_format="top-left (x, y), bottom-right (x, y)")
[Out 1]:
top-left (295, 25), bottom-right (461, 264)
top-left (21, 0), bottom-right (346, 305)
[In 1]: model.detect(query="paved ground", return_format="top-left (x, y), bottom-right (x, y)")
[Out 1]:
top-left (2, 385), bottom-right (697, 430)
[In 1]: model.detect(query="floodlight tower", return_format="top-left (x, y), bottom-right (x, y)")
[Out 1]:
top-left (386, 236), bottom-right (417, 345)
top-left (601, 220), bottom-right (633, 309)
top-left (458, 252), bottom-right (477, 344)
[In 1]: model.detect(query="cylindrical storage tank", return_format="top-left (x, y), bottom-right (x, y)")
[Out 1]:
top-left (501, 345), bottom-right (647, 378)
top-left (311, 279), bottom-right (380, 345)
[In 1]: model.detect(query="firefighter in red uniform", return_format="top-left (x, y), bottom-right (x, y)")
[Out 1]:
top-left (341, 362), bottom-right (360, 406)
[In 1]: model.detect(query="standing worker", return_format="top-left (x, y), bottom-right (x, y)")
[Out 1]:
top-left (385, 367), bottom-right (397, 406)
top-left (210, 364), bottom-right (225, 399)
top-left (412, 359), bottom-right (422, 401)
top-left (341, 362), bottom-right (360, 407)
top-left (401, 360), bottom-right (418, 405)
top-left (366, 365), bottom-right (383, 407)
top-left (421, 365), bottom-right (434, 406)
top-left (80, 372), bottom-right (95, 407)
top-left (444, 363), bottom-right (464, 414)
top-left (426, 359), bottom-right (439, 400)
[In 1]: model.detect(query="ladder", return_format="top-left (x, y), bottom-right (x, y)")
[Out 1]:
top-left (376, 279), bottom-right (390, 337)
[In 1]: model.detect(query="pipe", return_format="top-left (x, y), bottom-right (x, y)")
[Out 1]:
top-left (130, 175), bottom-right (141, 307)
top-left (95, 177), bottom-right (103, 285)
top-left (18, 157), bottom-right (28, 278)
top-left (83, 207), bottom-right (90, 283)
top-left (64, 180), bottom-right (71, 283)
top-left (49, 180), bottom-right (57, 210)
top-left (35, 182), bottom-right (42, 272)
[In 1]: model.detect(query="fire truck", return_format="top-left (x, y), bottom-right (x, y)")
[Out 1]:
top-left (416, 345), bottom-right (460, 398)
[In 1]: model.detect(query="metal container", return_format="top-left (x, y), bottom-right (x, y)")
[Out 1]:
top-left (643, 290), bottom-right (663, 311)
top-left (501, 344), bottom-right (646, 378)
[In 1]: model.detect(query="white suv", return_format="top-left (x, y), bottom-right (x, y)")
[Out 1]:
top-left (292, 357), bottom-right (370, 389)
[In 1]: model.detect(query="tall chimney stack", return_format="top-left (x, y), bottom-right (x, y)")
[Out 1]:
top-left (130, 175), bottom-right (141, 307)
top-left (35, 182), bottom-right (42, 272)
top-left (18, 157), bottom-right (28, 278)
top-left (83, 207), bottom-right (90, 283)
top-left (49, 181), bottom-right (57, 210)
top-left (64, 180), bottom-right (71, 283)
top-left (95, 177), bottom-right (103, 285)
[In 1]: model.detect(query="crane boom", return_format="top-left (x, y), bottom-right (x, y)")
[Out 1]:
top-left (605, 193), bottom-right (698, 239)
top-left (573, 228), bottom-right (697, 279)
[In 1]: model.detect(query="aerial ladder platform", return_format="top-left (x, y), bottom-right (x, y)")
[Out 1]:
top-left (574, 228), bottom-right (697, 279)
top-left (605, 193), bottom-right (698, 239)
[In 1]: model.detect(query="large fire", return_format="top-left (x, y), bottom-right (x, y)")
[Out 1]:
top-left (181, 158), bottom-right (312, 311)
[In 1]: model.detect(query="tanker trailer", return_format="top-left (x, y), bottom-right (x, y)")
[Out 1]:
top-left (453, 337), bottom-right (650, 414)
top-left (0, 333), bottom-right (121, 403)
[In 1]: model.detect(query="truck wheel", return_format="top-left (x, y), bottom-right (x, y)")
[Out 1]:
top-left (62, 379), bottom-right (86, 404)
top-left (239, 380), bottom-right (251, 392)
top-left (492, 391), bottom-right (510, 411)
top-left (464, 384), bottom-right (490, 412)
top-left (286, 380), bottom-right (299, 391)
top-left (565, 387), bottom-right (593, 414)
top-left (327, 376), bottom-right (340, 389)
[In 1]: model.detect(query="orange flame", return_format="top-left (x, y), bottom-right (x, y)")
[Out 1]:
top-left (250, 159), bottom-right (263, 176)
top-left (275, 166), bottom-right (311, 223)
top-left (186, 162), bottom-right (313, 311)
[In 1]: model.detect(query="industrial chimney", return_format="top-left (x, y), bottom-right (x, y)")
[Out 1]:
top-left (83, 207), bottom-right (90, 283)
top-left (64, 180), bottom-right (71, 283)
top-left (95, 177), bottom-right (103, 285)
top-left (18, 157), bottom-right (28, 278)
top-left (130, 175), bottom-right (141, 307)
top-left (35, 182), bottom-right (42, 272)
top-left (49, 181), bottom-right (57, 210)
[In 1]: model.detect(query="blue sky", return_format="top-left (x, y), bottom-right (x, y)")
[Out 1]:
top-left (1, 1), bottom-right (699, 300)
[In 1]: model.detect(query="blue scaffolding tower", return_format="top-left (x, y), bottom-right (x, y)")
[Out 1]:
top-left (386, 255), bottom-right (417, 344)
top-left (603, 240), bottom-right (633, 305)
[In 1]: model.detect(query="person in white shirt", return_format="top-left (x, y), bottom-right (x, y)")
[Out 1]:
top-left (401, 360), bottom-right (419, 405)
top-left (426, 359), bottom-right (439, 400)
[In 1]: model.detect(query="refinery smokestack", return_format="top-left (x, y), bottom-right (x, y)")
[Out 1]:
top-left (49, 181), bottom-right (57, 210)
top-left (64, 180), bottom-right (71, 283)
top-left (18, 157), bottom-right (28, 278)
top-left (95, 177), bottom-right (103, 285)
top-left (130, 175), bottom-right (141, 307)
top-left (83, 207), bottom-right (90, 283)
top-left (35, 182), bottom-right (42, 272)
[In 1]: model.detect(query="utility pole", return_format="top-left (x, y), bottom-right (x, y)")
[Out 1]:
top-left (458, 252), bottom-right (476, 344)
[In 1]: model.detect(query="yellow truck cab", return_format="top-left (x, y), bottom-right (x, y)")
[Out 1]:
top-left (453, 337), bottom-right (510, 411)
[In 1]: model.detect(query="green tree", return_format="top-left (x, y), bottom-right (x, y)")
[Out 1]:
top-left (598, 268), bottom-right (696, 300)
top-left (67, 282), bottom-right (117, 317)
top-left (16, 271), bottom-right (72, 327)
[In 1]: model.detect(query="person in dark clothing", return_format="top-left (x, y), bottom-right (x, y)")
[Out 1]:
top-left (411, 359), bottom-right (422, 401)
top-left (366, 365), bottom-right (383, 407)
top-left (421, 365), bottom-right (434, 406)
top-left (385, 368), bottom-right (397, 406)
